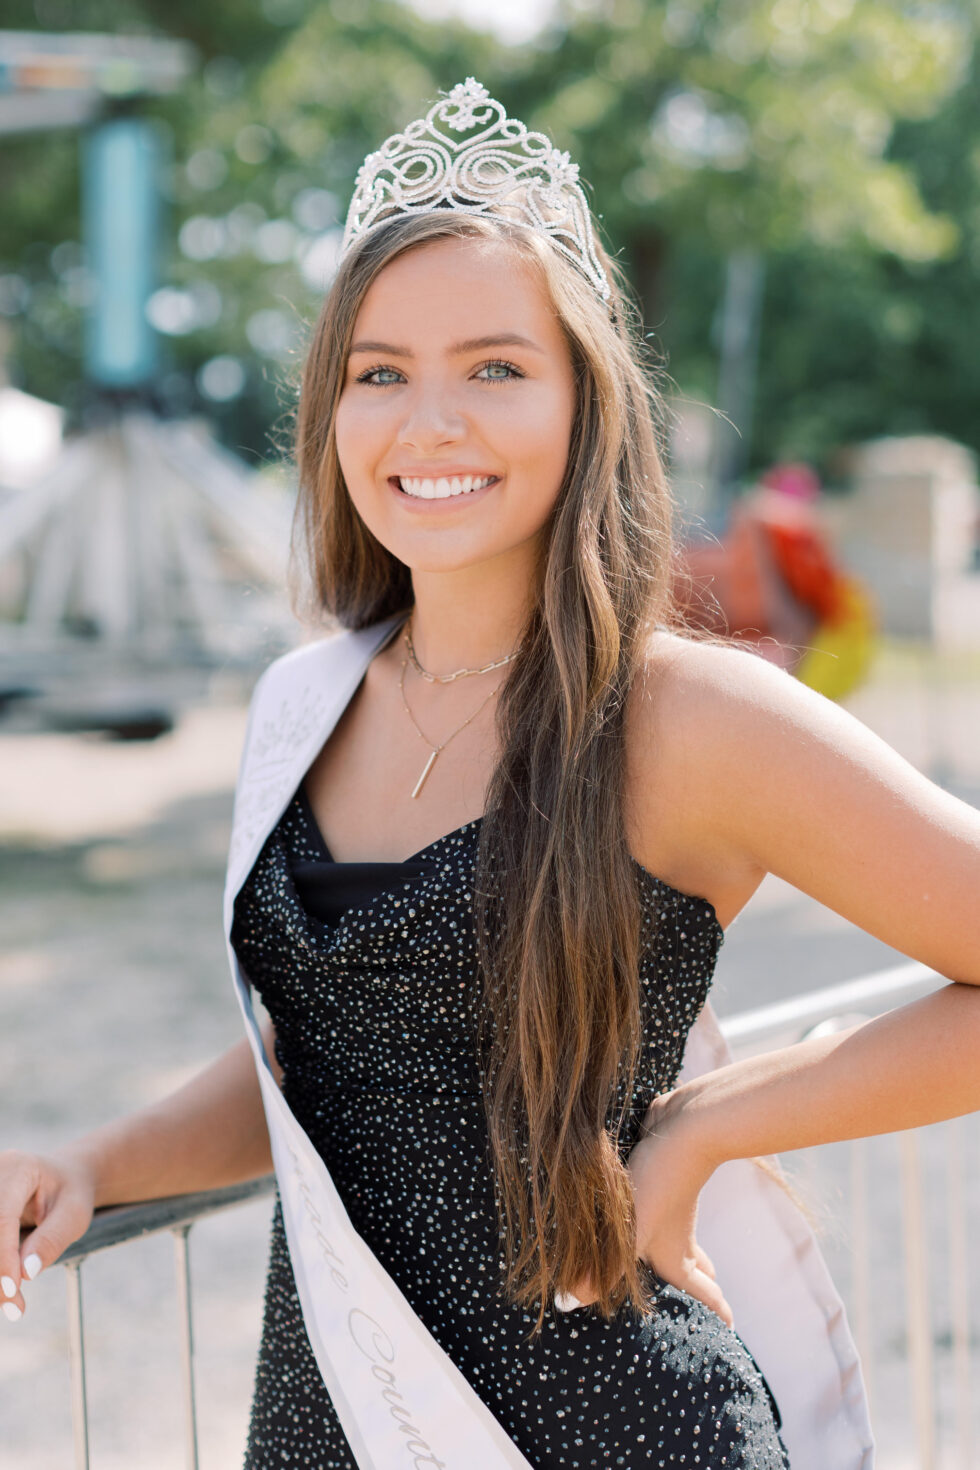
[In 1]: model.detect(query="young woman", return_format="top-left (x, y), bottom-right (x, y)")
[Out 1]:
top-left (2, 80), bottom-right (979, 1470)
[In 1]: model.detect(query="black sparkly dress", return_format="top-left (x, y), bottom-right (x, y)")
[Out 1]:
top-left (230, 785), bottom-right (791, 1469)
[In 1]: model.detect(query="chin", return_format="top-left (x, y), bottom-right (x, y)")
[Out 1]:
top-left (354, 499), bottom-right (549, 578)
top-left (393, 541), bottom-right (509, 576)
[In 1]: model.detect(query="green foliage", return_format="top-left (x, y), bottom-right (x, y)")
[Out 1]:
top-left (724, 15), bottom-right (980, 472)
top-left (541, 0), bottom-right (964, 259)
top-left (0, 0), bottom-right (977, 470)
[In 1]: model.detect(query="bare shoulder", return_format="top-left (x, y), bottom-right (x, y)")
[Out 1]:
top-left (633, 625), bottom-right (934, 804)
top-left (632, 629), bottom-right (823, 766)
top-left (637, 627), bottom-right (794, 711)
top-left (628, 630), bottom-right (980, 977)
top-left (623, 631), bottom-right (794, 924)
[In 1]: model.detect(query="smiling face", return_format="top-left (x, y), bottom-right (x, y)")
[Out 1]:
top-left (333, 234), bottom-right (578, 579)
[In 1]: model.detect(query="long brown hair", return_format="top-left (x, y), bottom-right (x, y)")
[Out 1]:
top-left (293, 210), bottom-right (686, 1335)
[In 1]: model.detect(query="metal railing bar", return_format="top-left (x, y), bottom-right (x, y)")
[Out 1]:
top-left (900, 1130), bottom-right (936, 1470)
top-left (173, 1225), bottom-right (200, 1470)
top-left (60, 1174), bottom-right (275, 1265)
top-left (719, 960), bottom-right (944, 1046)
top-left (65, 1260), bottom-right (90, 1470)
top-left (850, 1135), bottom-right (873, 1420)
top-left (946, 1116), bottom-right (974, 1470)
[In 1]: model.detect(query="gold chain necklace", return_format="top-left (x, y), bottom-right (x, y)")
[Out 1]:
top-left (404, 617), bottom-right (517, 684)
top-left (399, 656), bottom-right (501, 799)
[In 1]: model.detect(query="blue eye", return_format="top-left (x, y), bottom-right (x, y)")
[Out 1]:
top-left (477, 359), bottom-right (523, 383)
top-left (352, 358), bottom-right (525, 388)
top-left (355, 365), bottom-right (404, 387)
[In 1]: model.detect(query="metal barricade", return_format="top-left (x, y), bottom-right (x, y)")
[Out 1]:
top-left (59, 1176), bottom-right (275, 1470)
top-left (721, 959), bottom-right (976, 1470)
top-left (55, 960), bottom-right (975, 1468)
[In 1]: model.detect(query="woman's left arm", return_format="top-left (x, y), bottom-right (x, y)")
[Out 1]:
top-left (644, 639), bottom-right (980, 1157)
top-left (651, 981), bottom-right (980, 1171)
top-left (618, 641), bottom-right (980, 1322)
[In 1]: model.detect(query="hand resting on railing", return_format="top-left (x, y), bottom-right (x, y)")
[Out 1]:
top-left (0, 1018), bottom-right (278, 1323)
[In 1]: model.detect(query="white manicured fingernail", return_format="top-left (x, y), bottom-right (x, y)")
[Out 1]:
top-left (2, 1302), bottom-right (22, 1322)
top-left (1, 1277), bottom-right (17, 1299)
top-left (554, 1290), bottom-right (584, 1312)
top-left (23, 1254), bottom-right (42, 1281)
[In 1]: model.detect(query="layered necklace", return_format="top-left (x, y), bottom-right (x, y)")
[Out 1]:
top-left (399, 618), bottom-right (517, 799)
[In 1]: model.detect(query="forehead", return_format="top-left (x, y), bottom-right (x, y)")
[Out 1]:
top-left (352, 235), bottom-right (563, 346)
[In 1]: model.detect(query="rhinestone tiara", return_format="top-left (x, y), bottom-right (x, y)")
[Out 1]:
top-left (340, 77), bottom-right (611, 303)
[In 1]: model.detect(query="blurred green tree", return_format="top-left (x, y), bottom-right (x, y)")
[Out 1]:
top-left (0, 0), bottom-right (974, 474)
top-left (745, 19), bottom-right (980, 471)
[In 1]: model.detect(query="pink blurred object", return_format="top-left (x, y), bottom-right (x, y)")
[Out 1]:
top-left (759, 462), bottom-right (822, 501)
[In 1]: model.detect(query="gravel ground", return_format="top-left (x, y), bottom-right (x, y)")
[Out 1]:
top-left (0, 645), bottom-right (977, 1470)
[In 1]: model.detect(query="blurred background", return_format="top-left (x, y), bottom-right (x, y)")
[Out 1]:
top-left (0, 1), bottom-right (978, 1467)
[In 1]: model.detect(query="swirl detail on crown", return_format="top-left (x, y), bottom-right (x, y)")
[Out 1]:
top-left (341, 78), bottom-right (611, 302)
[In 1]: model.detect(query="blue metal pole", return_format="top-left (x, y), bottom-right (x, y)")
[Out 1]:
top-left (82, 116), bottom-right (160, 388)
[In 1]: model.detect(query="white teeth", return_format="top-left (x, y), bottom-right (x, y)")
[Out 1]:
top-left (398, 475), bottom-right (496, 499)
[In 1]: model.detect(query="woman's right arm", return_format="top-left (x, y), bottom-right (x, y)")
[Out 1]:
top-left (0, 1019), bottom-right (277, 1320)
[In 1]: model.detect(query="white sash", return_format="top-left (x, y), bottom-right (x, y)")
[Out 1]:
top-left (224, 617), bottom-right (875, 1470)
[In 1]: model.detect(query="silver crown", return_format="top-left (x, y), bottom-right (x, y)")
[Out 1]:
top-left (340, 77), bottom-right (611, 303)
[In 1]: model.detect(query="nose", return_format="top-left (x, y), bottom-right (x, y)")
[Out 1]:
top-left (396, 379), bottom-right (466, 452)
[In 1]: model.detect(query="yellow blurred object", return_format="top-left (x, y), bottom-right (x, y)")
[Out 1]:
top-left (794, 577), bottom-right (877, 701)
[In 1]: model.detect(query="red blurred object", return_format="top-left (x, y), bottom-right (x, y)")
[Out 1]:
top-left (674, 464), bottom-right (868, 688)
top-left (766, 522), bottom-right (846, 623)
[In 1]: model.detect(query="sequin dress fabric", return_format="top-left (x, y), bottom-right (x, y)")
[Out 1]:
top-left (230, 787), bottom-right (791, 1469)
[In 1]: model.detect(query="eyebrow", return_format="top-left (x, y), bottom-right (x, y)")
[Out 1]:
top-left (348, 332), bottom-right (545, 357)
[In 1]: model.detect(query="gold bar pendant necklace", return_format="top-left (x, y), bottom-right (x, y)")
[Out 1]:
top-left (411, 749), bottom-right (440, 801)
top-left (398, 656), bottom-right (502, 799)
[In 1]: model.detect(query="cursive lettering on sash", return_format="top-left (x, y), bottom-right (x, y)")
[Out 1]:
top-left (349, 1308), bottom-right (449, 1470)
top-left (289, 1145), bottom-right (450, 1468)
top-left (290, 1145), bottom-right (349, 1290)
